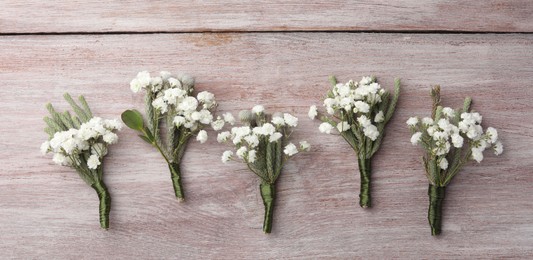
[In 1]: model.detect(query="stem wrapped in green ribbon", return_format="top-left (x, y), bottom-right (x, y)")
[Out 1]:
top-left (168, 162), bottom-right (185, 200)
top-left (427, 184), bottom-right (445, 236)
top-left (260, 183), bottom-right (275, 233)
top-left (91, 180), bottom-right (111, 229)
top-left (358, 157), bottom-right (372, 208)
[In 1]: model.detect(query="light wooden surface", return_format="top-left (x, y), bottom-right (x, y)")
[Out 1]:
top-left (1, 32), bottom-right (532, 258)
top-left (1, 0), bottom-right (533, 33)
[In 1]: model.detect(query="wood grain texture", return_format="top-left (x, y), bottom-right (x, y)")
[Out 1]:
top-left (1, 1), bottom-right (533, 33)
top-left (1, 33), bottom-right (533, 258)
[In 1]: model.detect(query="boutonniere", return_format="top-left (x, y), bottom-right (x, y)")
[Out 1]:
top-left (217, 106), bottom-right (310, 233)
top-left (122, 71), bottom-right (220, 200)
top-left (407, 86), bottom-right (503, 235)
top-left (309, 76), bottom-right (400, 208)
top-left (40, 93), bottom-right (122, 229)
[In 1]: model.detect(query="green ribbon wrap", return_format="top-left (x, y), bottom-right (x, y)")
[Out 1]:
top-left (260, 183), bottom-right (275, 234)
top-left (168, 162), bottom-right (185, 200)
top-left (357, 157), bottom-right (372, 208)
top-left (428, 184), bottom-right (446, 236)
top-left (91, 180), bottom-right (111, 230)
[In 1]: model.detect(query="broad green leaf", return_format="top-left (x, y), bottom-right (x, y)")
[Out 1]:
top-left (121, 109), bottom-right (144, 131)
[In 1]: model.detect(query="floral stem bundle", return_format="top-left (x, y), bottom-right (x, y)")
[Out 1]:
top-left (217, 106), bottom-right (309, 233)
top-left (40, 93), bottom-right (122, 229)
top-left (407, 86), bottom-right (503, 235)
top-left (310, 76), bottom-right (400, 208)
top-left (122, 71), bottom-right (220, 200)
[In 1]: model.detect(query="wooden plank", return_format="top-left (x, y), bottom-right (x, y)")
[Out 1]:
top-left (0, 33), bottom-right (532, 258)
top-left (1, 1), bottom-right (533, 33)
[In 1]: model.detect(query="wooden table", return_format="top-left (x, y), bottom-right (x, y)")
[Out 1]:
top-left (1, 1), bottom-right (532, 259)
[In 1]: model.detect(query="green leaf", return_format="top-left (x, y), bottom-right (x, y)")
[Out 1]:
top-left (138, 135), bottom-right (153, 144)
top-left (121, 109), bottom-right (145, 131)
top-left (328, 75), bottom-right (338, 86)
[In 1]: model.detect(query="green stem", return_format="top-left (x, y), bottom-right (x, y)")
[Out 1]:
top-left (428, 184), bottom-right (446, 236)
top-left (260, 183), bottom-right (275, 234)
top-left (168, 162), bottom-right (185, 200)
top-left (358, 156), bottom-right (372, 208)
top-left (91, 180), bottom-right (111, 229)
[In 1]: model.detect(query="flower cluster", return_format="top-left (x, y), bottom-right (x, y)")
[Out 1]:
top-left (41, 117), bottom-right (122, 169)
top-left (218, 105), bottom-right (309, 164)
top-left (408, 108), bottom-right (502, 167)
top-left (130, 71), bottom-right (217, 142)
top-left (313, 76), bottom-right (390, 141)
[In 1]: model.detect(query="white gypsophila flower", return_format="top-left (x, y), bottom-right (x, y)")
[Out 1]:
top-left (130, 78), bottom-right (143, 93)
top-left (211, 118), bottom-right (225, 131)
top-left (442, 107), bottom-right (455, 118)
top-left (247, 150), bottom-right (257, 163)
top-left (198, 110), bottom-right (214, 125)
top-left (374, 111), bottom-right (384, 123)
top-left (493, 141), bottom-right (503, 155)
top-left (335, 83), bottom-right (350, 97)
top-left (271, 116), bottom-right (285, 126)
top-left (177, 96), bottom-right (198, 112)
top-left (432, 131), bottom-right (448, 142)
top-left (336, 121), bottom-right (350, 132)
top-left (299, 141), bottom-right (310, 151)
top-left (221, 150), bottom-right (233, 163)
top-left (360, 76), bottom-right (372, 85)
top-left (486, 127), bottom-right (498, 144)
top-left (363, 124), bottom-right (379, 141)
top-left (437, 119), bottom-right (454, 134)
top-left (308, 105), bottom-right (318, 120)
top-left (406, 117), bottom-right (419, 127)
top-left (439, 158), bottom-right (449, 170)
top-left (283, 143), bottom-right (298, 156)
top-left (427, 125), bottom-right (438, 137)
top-left (223, 112), bottom-right (235, 125)
top-left (262, 123), bottom-right (276, 136)
top-left (160, 71), bottom-right (172, 80)
top-left (357, 115), bottom-right (371, 127)
top-left (353, 101), bottom-right (370, 113)
top-left (174, 116), bottom-right (186, 127)
top-left (163, 88), bottom-right (186, 105)
top-left (471, 147), bottom-right (484, 163)
top-left (252, 105), bottom-right (264, 114)
top-left (217, 131), bottom-right (231, 143)
top-left (103, 132), bottom-right (118, 144)
top-left (103, 119), bottom-right (123, 131)
top-left (152, 97), bottom-right (168, 114)
top-left (52, 153), bottom-right (69, 166)
top-left (269, 132), bottom-right (283, 142)
top-left (244, 134), bottom-right (259, 148)
top-left (283, 113), bottom-right (298, 127)
top-left (422, 117), bottom-right (434, 126)
top-left (197, 91), bottom-right (216, 108)
top-left (451, 134), bottom-right (464, 148)
top-left (196, 130), bottom-right (208, 144)
top-left (319, 122), bottom-right (334, 134)
top-left (40, 141), bottom-right (50, 155)
top-left (130, 71), bottom-right (151, 93)
top-left (236, 146), bottom-right (248, 159)
top-left (150, 76), bottom-right (163, 91)
top-left (168, 77), bottom-right (181, 88)
top-left (411, 132), bottom-right (422, 145)
top-left (87, 154), bottom-right (101, 170)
